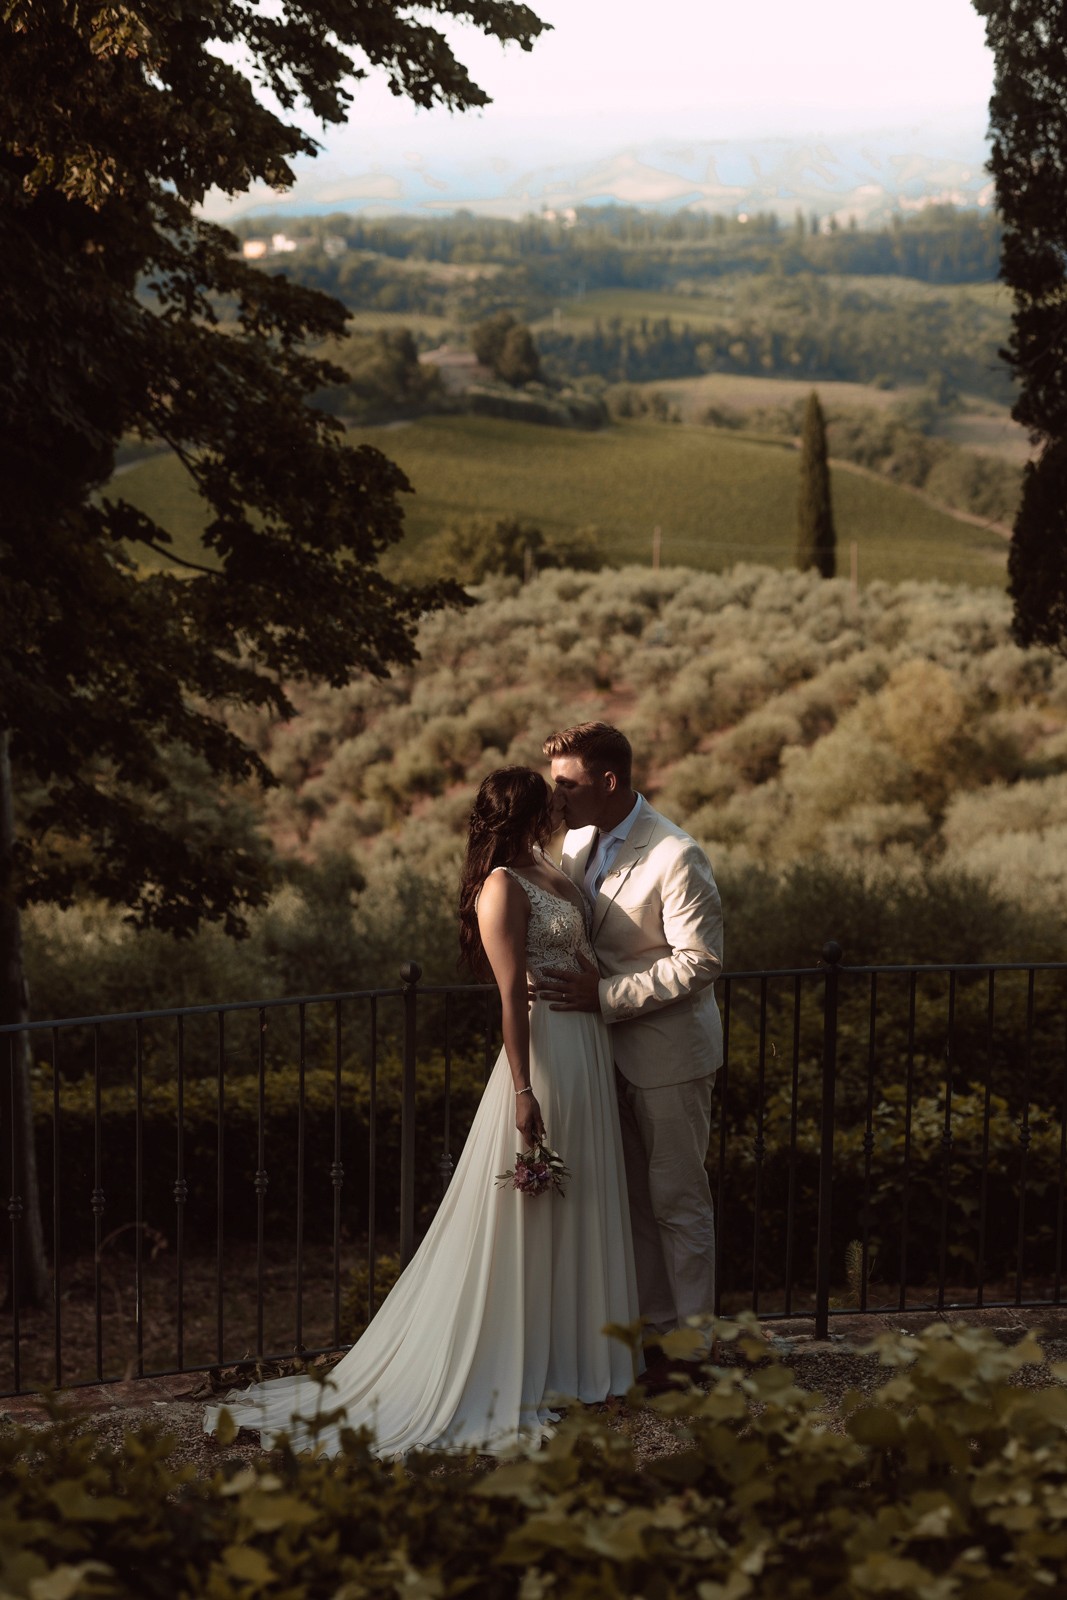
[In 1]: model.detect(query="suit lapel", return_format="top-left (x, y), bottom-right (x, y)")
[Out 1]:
top-left (562, 827), bottom-right (598, 889)
top-left (590, 803), bottom-right (656, 941)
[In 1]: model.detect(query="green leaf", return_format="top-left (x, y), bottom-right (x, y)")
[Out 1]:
top-left (238, 1491), bottom-right (319, 1534)
top-left (46, 1483), bottom-right (130, 1522)
top-left (904, 1497), bottom-right (960, 1542)
top-left (849, 1553), bottom-right (944, 1595)
top-left (29, 1562), bottom-right (114, 1600)
top-left (661, 1326), bottom-right (708, 1361)
top-left (497, 1512), bottom-right (587, 1563)
top-left (1, 1553), bottom-right (49, 1593)
top-left (847, 1406), bottom-right (904, 1448)
top-left (220, 1544), bottom-right (275, 1586)
top-left (472, 1460), bottom-right (544, 1505)
top-left (213, 1408), bottom-right (237, 1450)
top-left (697, 1576), bottom-right (753, 1600)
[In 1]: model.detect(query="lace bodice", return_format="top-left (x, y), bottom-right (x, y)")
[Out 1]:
top-left (496, 867), bottom-right (594, 978)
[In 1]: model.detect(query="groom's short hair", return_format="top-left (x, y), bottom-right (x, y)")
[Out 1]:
top-left (543, 722), bottom-right (633, 786)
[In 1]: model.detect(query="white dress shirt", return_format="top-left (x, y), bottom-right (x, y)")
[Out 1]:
top-left (582, 795), bottom-right (643, 909)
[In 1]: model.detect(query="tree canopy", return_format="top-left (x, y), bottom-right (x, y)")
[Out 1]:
top-left (974, 0), bottom-right (1067, 652)
top-left (470, 311), bottom-right (543, 385)
top-left (417, 515), bottom-right (602, 584)
top-left (0, 0), bottom-right (546, 934)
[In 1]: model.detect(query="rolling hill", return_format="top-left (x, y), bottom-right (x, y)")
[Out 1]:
top-left (114, 414), bottom-right (1006, 588)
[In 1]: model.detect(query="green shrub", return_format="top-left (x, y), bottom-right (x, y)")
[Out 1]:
top-left (33, 970), bottom-right (1066, 1294)
top-left (189, 567), bottom-right (1067, 923)
top-left (3, 1321), bottom-right (1067, 1598)
top-left (823, 403), bottom-right (1023, 525)
top-left (712, 1074), bottom-right (1067, 1292)
top-left (342, 1251), bottom-right (403, 1342)
top-left (466, 383), bottom-right (607, 429)
top-left (316, 326), bottom-right (443, 422)
top-left (715, 855), bottom-right (1067, 970)
top-left (33, 1054), bottom-right (488, 1253)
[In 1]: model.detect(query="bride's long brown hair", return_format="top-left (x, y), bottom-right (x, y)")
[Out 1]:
top-left (458, 767), bottom-right (555, 977)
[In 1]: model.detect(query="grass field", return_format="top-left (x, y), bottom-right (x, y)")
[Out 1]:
top-left (937, 408), bottom-right (1035, 465)
top-left (542, 277), bottom-right (1013, 328)
top-left (619, 373), bottom-right (1031, 465)
top-left (541, 288), bottom-right (740, 330)
top-left (631, 372), bottom-right (923, 421)
top-left (114, 414), bottom-right (1007, 587)
top-left (107, 458), bottom-right (221, 572)
top-left (343, 310), bottom-right (452, 340)
top-left (826, 275), bottom-right (1012, 309)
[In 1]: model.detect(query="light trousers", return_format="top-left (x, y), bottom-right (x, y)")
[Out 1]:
top-left (616, 1070), bottom-right (716, 1335)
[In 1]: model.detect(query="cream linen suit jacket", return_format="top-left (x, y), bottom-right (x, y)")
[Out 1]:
top-left (560, 798), bottom-right (723, 1089)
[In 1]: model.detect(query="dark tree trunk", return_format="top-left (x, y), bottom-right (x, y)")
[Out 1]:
top-left (0, 730), bottom-right (50, 1309)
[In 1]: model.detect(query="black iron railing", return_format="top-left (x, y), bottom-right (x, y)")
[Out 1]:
top-left (2, 945), bottom-right (1066, 1396)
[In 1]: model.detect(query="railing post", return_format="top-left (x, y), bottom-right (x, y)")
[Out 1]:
top-left (399, 961), bottom-right (422, 1266)
top-left (815, 941), bottom-right (842, 1340)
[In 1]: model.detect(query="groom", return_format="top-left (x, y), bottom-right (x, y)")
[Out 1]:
top-left (537, 722), bottom-right (723, 1371)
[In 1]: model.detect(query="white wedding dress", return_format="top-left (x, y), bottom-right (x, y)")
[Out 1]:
top-left (207, 867), bottom-right (639, 1456)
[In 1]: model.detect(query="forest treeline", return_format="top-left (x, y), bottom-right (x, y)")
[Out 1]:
top-left (535, 280), bottom-right (1009, 401)
top-left (26, 566), bottom-right (1067, 1020)
top-left (236, 205), bottom-right (1002, 307)
top-left (250, 206), bottom-right (1012, 408)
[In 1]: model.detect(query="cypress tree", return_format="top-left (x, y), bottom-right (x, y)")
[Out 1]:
top-left (974, 0), bottom-right (1067, 653)
top-left (796, 390), bottom-right (837, 578)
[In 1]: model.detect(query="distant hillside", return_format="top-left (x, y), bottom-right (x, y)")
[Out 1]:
top-left (27, 564), bottom-right (1067, 1016)
top-left (113, 415), bottom-right (1007, 589)
top-left (231, 204), bottom-right (1004, 323)
top-left (208, 126), bottom-right (994, 229)
top-left (246, 565), bottom-right (1067, 956)
top-left (355, 416), bottom-right (1006, 587)
top-left (223, 209), bottom-right (1013, 407)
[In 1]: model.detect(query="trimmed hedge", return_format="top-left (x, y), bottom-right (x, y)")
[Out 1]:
top-left (2, 1321), bottom-right (1067, 1598)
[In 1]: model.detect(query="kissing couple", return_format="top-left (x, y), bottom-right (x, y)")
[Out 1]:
top-left (209, 720), bottom-right (723, 1455)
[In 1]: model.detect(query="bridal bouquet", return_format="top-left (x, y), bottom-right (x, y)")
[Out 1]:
top-left (497, 1137), bottom-right (569, 1198)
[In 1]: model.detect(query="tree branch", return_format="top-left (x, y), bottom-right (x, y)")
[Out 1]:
top-left (133, 536), bottom-right (221, 577)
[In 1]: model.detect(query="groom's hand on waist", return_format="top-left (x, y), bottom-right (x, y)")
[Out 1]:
top-left (536, 951), bottom-right (602, 1012)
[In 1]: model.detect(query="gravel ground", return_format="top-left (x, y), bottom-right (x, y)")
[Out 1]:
top-left (6, 1306), bottom-right (1067, 1474)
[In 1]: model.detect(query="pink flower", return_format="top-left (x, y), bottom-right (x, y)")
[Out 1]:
top-left (496, 1137), bottom-right (570, 1198)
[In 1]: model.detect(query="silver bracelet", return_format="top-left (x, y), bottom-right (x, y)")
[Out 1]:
top-left (516, 1086), bottom-right (533, 1097)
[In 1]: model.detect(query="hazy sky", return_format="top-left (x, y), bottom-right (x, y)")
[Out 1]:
top-left (340, 0), bottom-right (994, 143)
top-left (206, 0), bottom-right (996, 216)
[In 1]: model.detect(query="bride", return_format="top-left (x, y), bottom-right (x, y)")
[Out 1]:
top-left (208, 766), bottom-right (638, 1456)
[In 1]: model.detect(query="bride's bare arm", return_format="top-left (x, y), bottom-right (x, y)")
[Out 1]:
top-left (477, 872), bottom-right (546, 1145)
